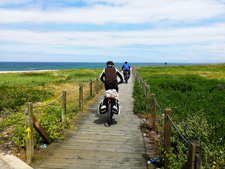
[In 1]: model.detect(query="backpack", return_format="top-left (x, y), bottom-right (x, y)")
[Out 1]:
top-left (105, 67), bottom-right (117, 83)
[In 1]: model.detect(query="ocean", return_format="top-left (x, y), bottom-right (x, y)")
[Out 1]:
top-left (0, 62), bottom-right (193, 71)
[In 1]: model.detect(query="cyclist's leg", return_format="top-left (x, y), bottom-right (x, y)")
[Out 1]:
top-left (123, 72), bottom-right (126, 80)
top-left (115, 84), bottom-right (119, 99)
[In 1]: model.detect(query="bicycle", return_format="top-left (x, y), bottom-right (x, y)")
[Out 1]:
top-left (99, 89), bottom-right (120, 126)
top-left (123, 70), bottom-right (129, 84)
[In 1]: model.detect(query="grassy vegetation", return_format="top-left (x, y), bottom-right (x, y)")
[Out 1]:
top-left (134, 63), bottom-right (225, 169)
top-left (0, 68), bottom-right (102, 151)
top-left (0, 69), bottom-right (101, 111)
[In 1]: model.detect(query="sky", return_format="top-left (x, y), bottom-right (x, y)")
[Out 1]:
top-left (0, 0), bottom-right (225, 63)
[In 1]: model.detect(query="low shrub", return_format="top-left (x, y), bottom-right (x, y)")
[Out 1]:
top-left (134, 65), bottom-right (225, 168)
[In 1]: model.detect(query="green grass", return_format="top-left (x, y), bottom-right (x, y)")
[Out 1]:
top-left (0, 69), bottom-right (102, 111)
top-left (139, 63), bottom-right (225, 79)
top-left (0, 68), bottom-right (102, 151)
top-left (134, 63), bottom-right (225, 169)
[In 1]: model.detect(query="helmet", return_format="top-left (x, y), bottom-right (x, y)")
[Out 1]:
top-left (106, 61), bottom-right (114, 66)
top-left (125, 61), bottom-right (128, 64)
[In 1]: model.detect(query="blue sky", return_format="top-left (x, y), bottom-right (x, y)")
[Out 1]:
top-left (0, 0), bottom-right (225, 63)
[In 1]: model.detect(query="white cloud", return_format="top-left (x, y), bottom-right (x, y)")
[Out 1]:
top-left (0, 23), bottom-right (225, 47)
top-left (0, 0), bottom-right (225, 62)
top-left (0, 0), bottom-right (224, 24)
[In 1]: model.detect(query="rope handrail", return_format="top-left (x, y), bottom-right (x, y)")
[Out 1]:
top-left (167, 115), bottom-right (189, 145)
top-left (83, 81), bottom-right (90, 87)
top-left (33, 94), bottom-right (63, 108)
top-left (93, 77), bottom-right (98, 82)
top-left (134, 67), bottom-right (189, 145)
top-left (133, 67), bottom-right (202, 168)
top-left (34, 77), bottom-right (97, 106)
top-left (148, 88), bottom-right (152, 97)
top-left (154, 98), bottom-right (166, 113)
top-left (67, 87), bottom-right (80, 95)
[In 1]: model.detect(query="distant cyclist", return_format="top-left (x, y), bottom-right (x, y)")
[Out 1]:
top-left (99, 61), bottom-right (123, 113)
top-left (122, 61), bottom-right (130, 81)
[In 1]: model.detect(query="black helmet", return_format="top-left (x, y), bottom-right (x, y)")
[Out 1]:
top-left (106, 61), bottom-right (114, 66)
top-left (125, 61), bottom-right (128, 64)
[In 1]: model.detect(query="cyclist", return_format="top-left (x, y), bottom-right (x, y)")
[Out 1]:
top-left (99, 61), bottom-right (123, 113)
top-left (122, 61), bottom-right (130, 80)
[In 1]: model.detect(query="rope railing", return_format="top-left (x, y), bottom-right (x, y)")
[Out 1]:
top-left (83, 82), bottom-right (90, 87)
top-left (67, 87), bottom-right (80, 95)
top-left (154, 98), bottom-right (166, 113)
top-left (33, 78), bottom-right (97, 107)
top-left (133, 67), bottom-right (187, 141)
top-left (167, 115), bottom-right (189, 145)
top-left (132, 66), bottom-right (202, 169)
top-left (33, 94), bottom-right (63, 108)
top-left (24, 76), bottom-right (103, 165)
top-left (148, 88), bottom-right (152, 97)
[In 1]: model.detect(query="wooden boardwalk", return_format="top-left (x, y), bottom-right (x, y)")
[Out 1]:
top-left (32, 72), bottom-right (155, 169)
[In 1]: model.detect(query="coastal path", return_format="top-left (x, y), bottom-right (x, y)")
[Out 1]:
top-left (32, 71), bottom-right (155, 169)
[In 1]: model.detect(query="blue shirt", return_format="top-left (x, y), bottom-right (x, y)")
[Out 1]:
top-left (122, 64), bottom-right (130, 70)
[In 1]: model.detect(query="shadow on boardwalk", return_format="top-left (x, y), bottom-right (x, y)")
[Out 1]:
top-left (32, 73), bottom-right (157, 169)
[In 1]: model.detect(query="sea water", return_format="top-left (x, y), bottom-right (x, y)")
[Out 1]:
top-left (0, 62), bottom-right (194, 71)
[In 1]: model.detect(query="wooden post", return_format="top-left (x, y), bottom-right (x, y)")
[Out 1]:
top-left (187, 140), bottom-right (202, 169)
top-left (146, 85), bottom-right (150, 110)
top-left (144, 80), bottom-right (147, 96)
top-left (151, 94), bottom-right (156, 131)
top-left (79, 84), bottom-right (83, 110)
top-left (25, 102), bottom-right (34, 165)
top-left (61, 91), bottom-right (66, 126)
top-left (95, 77), bottom-right (99, 94)
top-left (164, 109), bottom-right (172, 169)
top-left (90, 79), bottom-right (93, 97)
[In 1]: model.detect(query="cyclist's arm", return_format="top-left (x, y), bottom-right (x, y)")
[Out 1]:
top-left (99, 70), bottom-right (105, 83)
top-left (116, 70), bottom-right (123, 82)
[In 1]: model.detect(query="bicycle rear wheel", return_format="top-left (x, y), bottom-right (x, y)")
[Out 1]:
top-left (108, 102), bottom-right (112, 126)
top-left (125, 73), bottom-right (128, 83)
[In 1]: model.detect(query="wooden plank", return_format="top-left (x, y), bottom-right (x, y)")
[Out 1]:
top-left (32, 115), bottom-right (52, 144)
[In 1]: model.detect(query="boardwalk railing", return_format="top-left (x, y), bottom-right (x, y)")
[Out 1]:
top-left (132, 67), bottom-right (202, 169)
top-left (24, 77), bottom-right (103, 164)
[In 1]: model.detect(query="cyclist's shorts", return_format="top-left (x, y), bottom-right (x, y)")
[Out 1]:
top-left (105, 82), bottom-right (118, 92)
top-left (123, 70), bottom-right (130, 74)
